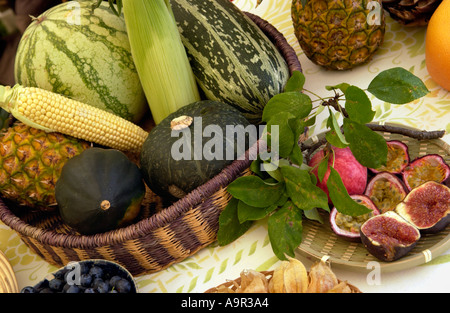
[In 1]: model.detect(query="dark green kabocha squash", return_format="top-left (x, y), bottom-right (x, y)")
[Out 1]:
top-left (55, 148), bottom-right (146, 235)
top-left (140, 100), bottom-right (254, 200)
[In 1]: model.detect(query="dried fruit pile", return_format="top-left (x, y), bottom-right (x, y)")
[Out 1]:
top-left (329, 139), bottom-right (450, 262)
top-left (208, 258), bottom-right (359, 293)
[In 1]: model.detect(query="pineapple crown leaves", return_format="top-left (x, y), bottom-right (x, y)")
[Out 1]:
top-left (217, 67), bottom-right (431, 260)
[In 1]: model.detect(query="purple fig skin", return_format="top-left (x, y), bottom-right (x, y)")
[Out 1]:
top-left (360, 211), bottom-right (420, 262)
top-left (395, 181), bottom-right (450, 234)
top-left (402, 154), bottom-right (450, 191)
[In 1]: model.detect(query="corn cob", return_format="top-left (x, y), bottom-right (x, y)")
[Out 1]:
top-left (0, 84), bottom-right (149, 153)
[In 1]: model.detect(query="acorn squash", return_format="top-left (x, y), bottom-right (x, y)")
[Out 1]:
top-left (140, 100), bottom-right (253, 200)
top-left (55, 148), bottom-right (146, 235)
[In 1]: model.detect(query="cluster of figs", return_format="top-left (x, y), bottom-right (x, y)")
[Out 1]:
top-left (329, 140), bottom-right (450, 262)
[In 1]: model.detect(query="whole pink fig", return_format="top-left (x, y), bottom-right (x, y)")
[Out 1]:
top-left (308, 146), bottom-right (368, 203)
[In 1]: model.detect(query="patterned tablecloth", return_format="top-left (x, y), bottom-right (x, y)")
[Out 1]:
top-left (1, 0), bottom-right (449, 293)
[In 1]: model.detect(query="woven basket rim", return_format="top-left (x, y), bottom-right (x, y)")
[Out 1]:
top-left (0, 12), bottom-right (298, 251)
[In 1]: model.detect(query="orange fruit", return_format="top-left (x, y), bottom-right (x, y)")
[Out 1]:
top-left (425, 0), bottom-right (450, 91)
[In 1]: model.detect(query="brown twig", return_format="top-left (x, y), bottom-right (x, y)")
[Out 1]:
top-left (301, 123), bottom-right (446, 163)
top-left (366, 124), bottom-right (446, 140)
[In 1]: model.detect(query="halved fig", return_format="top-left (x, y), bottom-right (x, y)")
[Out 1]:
top-left (395, 181), bottom-right (450, 234)
top-left (370, 140), bottom-right (409, 174)
top-left (330, 195), bottom-right (380, 242)
top-left (365, 172), bottom-right (408, 213)
top-left (402, 154), bottom-right (450, 191)
top-left (360, 211), bottom-right (420, 262)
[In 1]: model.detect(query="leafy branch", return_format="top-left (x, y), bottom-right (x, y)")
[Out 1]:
top-left (217, 67), bottom-right (431, 260)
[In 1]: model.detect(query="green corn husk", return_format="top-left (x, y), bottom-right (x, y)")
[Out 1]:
top-left (122, 0), bottom-right (201, 124)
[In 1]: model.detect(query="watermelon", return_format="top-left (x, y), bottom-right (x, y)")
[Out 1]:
top-left (14, 1), bottom-right (147, 123)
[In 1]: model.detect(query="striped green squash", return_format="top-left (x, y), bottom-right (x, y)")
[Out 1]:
top-left (170, 0), bottom-right (290, 124)
top-left (14, 1), bottom-right (147, 123)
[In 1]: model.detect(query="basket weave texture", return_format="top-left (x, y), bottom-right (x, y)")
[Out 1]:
top-left (0, 13), bottom-right (302, 277)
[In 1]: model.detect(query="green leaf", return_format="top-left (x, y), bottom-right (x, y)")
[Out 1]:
top-left (326, 82), bottom-right (350, 93)
top-left (238, 200), bottom-right (280, 223)
top-left (284, 70), bottom-right (305, 92)
top-left (327, 167), bottom-right (372, 216)
top-left (342, 118), bottom-right (388, 169)
top-left (280, 166), bottom-right (329, 211)
top-left (325, 108), bottom-right (349, 148)
top-left (265, 112), bottom-right (296, 158)
top-left (317, 153), bottom-right (329, 183)
top-left (268, 201), bottom-right (303, 260)
top-left (217, 197), bottom-right (253, 246)
top-left (250, 158), bottom-right (265, 178)
top-left (262, 92), bottom-right (312, 122)
top-left (289, 142), bottom-right (303, 166)
top-left (303, 207), bottom-right (323, 224)
top-left (367, 67), bottom-right (429, 104)
top-left (344, 85), bottom-right (375, 124)
top-left (227, 176), bottom-right (284, 207)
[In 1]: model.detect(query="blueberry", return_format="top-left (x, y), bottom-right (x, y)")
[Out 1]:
top-left (95, 280), bottom-right (110, 293)
top-left (65, 285), bottom-right (80, 293)
top-left (92, 277), bottom-right (104, 289)
top-left (21, 286), bottom-right (36, 293)
top-left (109, 275), bottom-right (122, 289)
top-left (80, 273), bottom-right (93, 287)
top-left (84, 288), bottom-right (96, 293)
top-left (89, 266), bottom-right (103, 279)
top-left (115, 278), bottom-right (132, 293)
top-left (39, 288), bottom-right (54, 293)
top-left (48, 278), bottom-right (64, 292)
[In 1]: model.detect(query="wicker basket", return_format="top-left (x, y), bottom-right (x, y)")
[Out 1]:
top-left (0, 13), bottom-right (302, 277)
top-left (204, 270), bottom-right (362, 293)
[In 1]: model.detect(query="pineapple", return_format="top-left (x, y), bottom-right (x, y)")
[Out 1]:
top-left (291, 0), bottom-right (386, 70)
top-left (0, 122), bottom-right (91, 211)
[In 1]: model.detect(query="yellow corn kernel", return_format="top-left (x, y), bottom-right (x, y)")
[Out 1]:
top-left (0, 85), bottom-right (149, 153)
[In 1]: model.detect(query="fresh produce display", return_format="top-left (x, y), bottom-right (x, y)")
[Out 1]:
top-left (369, 140), bottom-right (410, 174)
top-left (0, 85), bottom-right (149, 153)
top-left (21, 260), bottom-right (137, 293)
top-left (0, 122), bottom-right (90, 210)
top-left (170, 0), bottom-right (290, 123)
top-left (14, 1), bottom-right (148, 123)
top-left (0, 0), bottom-right (449, 294)
top-left (360, 211), bottom-right (421, 262)
top-left (395, 181), bottom-right (450, 234)
top-left (309, 146), bottom-right (368, 203)
top-left (208, 257), bottom-right (360, 293)
top-left (330, 195), bottom-right (380, 242)
top-left (218, 68), bottom-right (441, 262)
top-left (55, 148), bottom-right (145, 235)
top-left (401, 154), bottom-right (450, 191)
top-left (140, 100), bottom-right (252, 200)
top-left (291, 0), bottom-right (385, 70)
top-left (364, 172), bottom-right (408, 213)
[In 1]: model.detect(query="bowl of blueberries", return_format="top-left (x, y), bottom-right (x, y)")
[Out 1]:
top-left (21, 259), bottom-right (138, 293)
